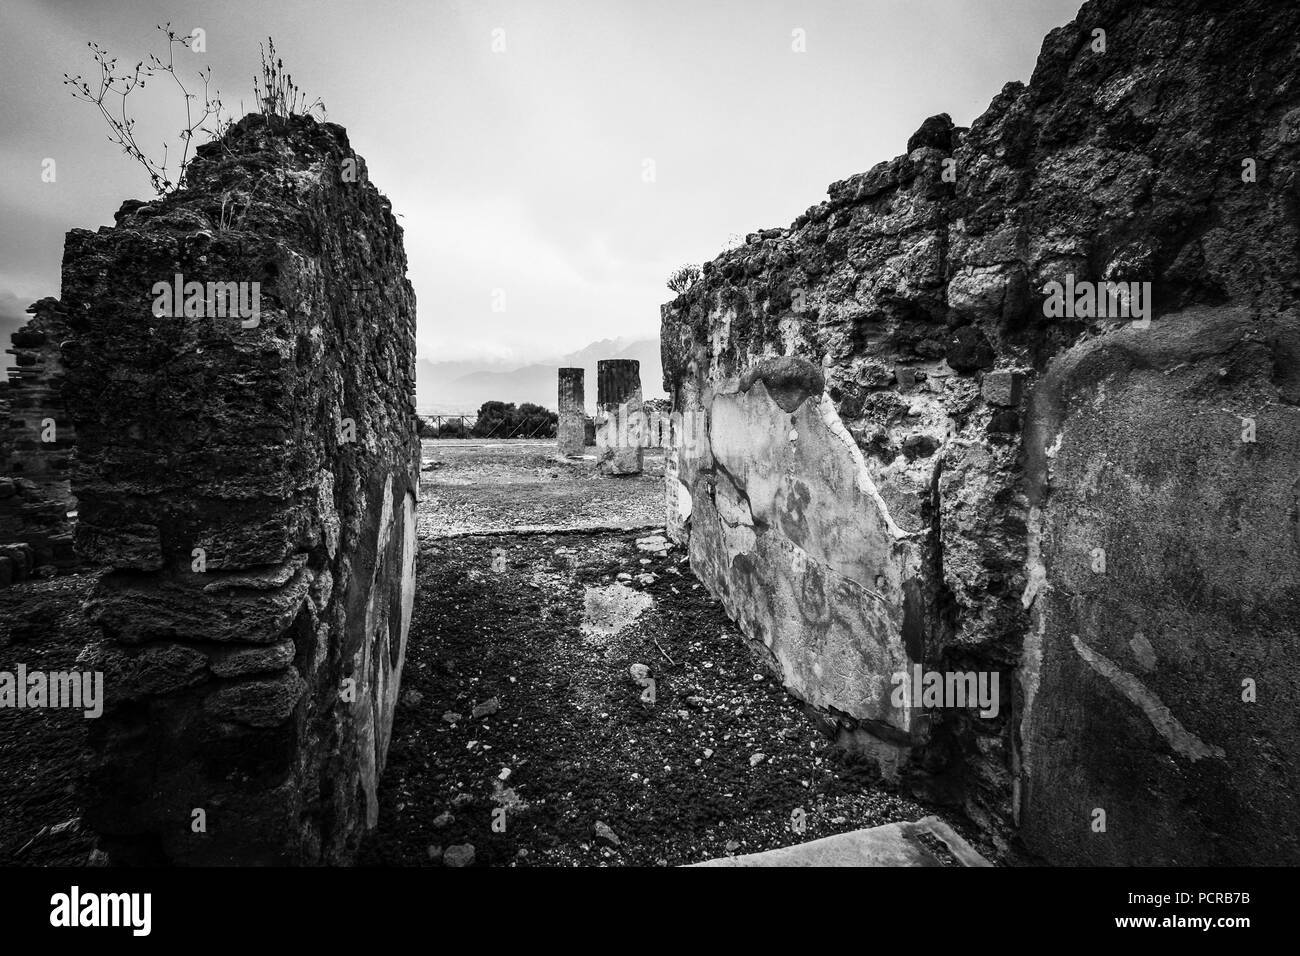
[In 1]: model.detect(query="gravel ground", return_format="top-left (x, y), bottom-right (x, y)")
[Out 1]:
top-left (358, 529), bottom-right (990, 867)
top-left (418, 440), bottom-right (665, 536)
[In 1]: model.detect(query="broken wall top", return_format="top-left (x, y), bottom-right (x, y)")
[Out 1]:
top-left (663, 0), bottom-right (1300, 395)
top-left (59, 113), bottom-right (418, 573)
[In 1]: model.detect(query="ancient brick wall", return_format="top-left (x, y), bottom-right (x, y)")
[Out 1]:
top-left (662, 0), bottom-right (1300, 863)
top-left (60, 113), bottom-right (420, 864)
top-left (0, 297), bottom-right (78, 586)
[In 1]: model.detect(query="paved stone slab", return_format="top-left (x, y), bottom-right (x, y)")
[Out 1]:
top-left (691, 815), bottom-right (991, 867)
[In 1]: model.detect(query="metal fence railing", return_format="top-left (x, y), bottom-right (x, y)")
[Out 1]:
top-left (420, 415), bottom-right (558, 440)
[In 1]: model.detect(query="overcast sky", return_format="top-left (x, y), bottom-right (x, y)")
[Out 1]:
top-left (0, 0), bottom-right (1083, 363)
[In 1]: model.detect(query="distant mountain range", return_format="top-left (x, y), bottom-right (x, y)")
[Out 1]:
top-left (417, 336), bottom-right (665, 415)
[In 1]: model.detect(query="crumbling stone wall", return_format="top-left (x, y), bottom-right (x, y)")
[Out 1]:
top-left (0, 391), bottom-right (8, 480)
top-left (0, 298), bottom-right (78, 586)
top-left (61, 114), bottom-right (420, 864)
top-left (662, 0), bottom-right (1300, 863)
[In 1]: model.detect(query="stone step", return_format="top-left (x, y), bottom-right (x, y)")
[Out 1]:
top-left (690, 815), bottom-right (992, 867)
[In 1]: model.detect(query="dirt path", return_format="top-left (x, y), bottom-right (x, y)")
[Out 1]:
top-left (372, 441), bottom-right (987, 866)
top-left (0, 442), bottom-right (988, 868)
top-left (360, 528), bottom-right (977, 866)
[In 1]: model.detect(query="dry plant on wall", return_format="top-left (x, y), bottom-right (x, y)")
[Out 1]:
top-left (65, 27), bottom-right (327, 196)
top-left (667, 263), bottom-right (702, 294)
top-left (63, 23), bottom-right (228, 195)
top-left (254, 37), bottom-right (325, 124)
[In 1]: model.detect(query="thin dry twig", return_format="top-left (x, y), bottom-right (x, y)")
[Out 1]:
top-left (63, 23), bottom-right (227, 195)
top-left (654, 637), bottom-right (676, 666)
top-left (14, 825), bottom-right (50, 858)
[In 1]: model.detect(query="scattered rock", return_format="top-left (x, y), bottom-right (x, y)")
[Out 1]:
top-left (635, 535), bottom-right (671, 554)
top-left (451, 792), bottom-right (475, 809)
top-left (472, 697), bottom-right (500, 719)
top-left (432, 811), bottom-right (454, 829)
top-left (750, 753), bottom-right (767, 767)
top-left (493, 783), bottom-right (525, 810)
top-left (443, 843), bottom-right (475, 867)
top-left (400, 689), bottom-right (424, 708)
top-left (594, 820), bottom-right (621, 846)
top-left (441, 711), bottom-right (463, 724)
top-left (427, 844), bottom-right (443, 861)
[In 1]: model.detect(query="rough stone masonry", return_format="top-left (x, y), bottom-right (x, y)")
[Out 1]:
top-left (662, 0), bottom-right (1300, 864)
top-left (558, 367), bottom-right (586, 456)
top-left (59, 113), bottom-right (420, 864)
top-left (0, 297), bottom-right (78, 587)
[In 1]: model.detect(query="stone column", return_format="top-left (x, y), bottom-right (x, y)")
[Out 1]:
top-left (557, 367), bottom-right (586, 456)
top-left (596, 359), bottom-right (643, 475)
